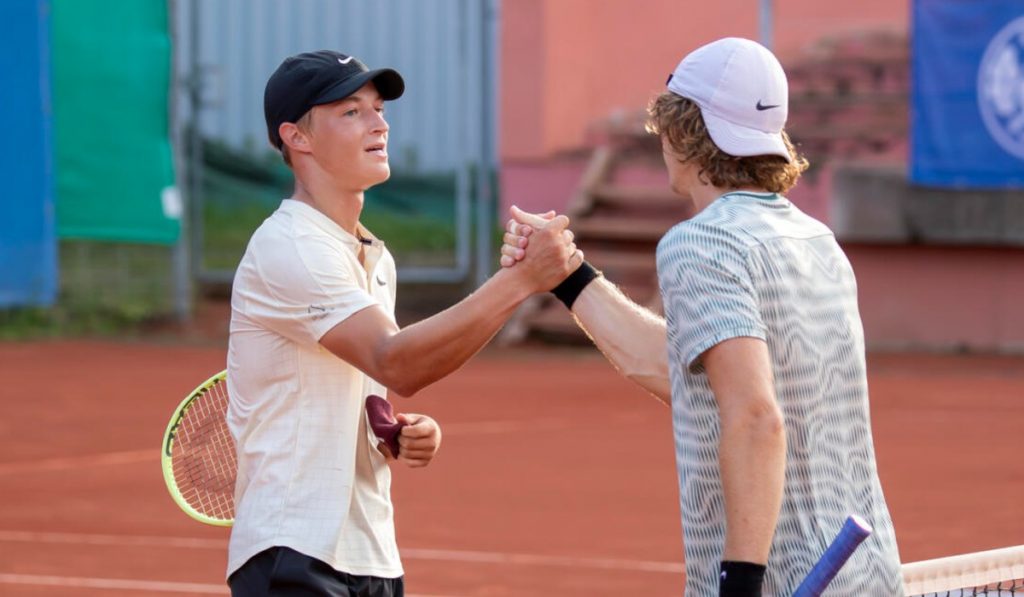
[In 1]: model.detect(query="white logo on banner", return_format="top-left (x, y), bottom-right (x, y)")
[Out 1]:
top-left (978, 15), bottom-right (1024, 161)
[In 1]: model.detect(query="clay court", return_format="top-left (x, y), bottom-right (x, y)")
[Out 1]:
top-left (0, 340), bottom-right (1021, 596)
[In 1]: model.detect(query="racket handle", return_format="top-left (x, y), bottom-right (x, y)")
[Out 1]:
top-left (792, 515), bottom-right (873, 597)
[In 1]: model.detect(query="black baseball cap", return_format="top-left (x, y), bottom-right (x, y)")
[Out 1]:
top-left (264, 50), bottom-right (405, 149)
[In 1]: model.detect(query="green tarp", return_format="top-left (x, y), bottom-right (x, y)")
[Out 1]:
top-left (52, 0), bottom-right (178, 244)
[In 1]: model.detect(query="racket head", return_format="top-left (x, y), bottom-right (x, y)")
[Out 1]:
top-left (161, 370), bottom-right (236, 527)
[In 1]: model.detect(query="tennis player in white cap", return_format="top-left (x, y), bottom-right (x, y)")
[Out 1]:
top-left (503, 38), bottom-right (904, 596)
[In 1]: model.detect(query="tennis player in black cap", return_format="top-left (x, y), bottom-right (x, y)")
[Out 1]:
top-left (225, 50), bottom-right (581, 596)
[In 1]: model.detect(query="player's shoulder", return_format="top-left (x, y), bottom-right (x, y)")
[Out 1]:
top-left (659, 209), bottom-right (750, 258)
top-left (249, 202), bottom-right (344, 255)
top-left (244, 206), bottom-right (357, 281)
top-left (243, 201), bottom-right (293, 246)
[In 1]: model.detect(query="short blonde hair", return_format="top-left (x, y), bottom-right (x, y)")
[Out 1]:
top-left (645, 92), bottom-right (808, 194)
top-left (279, 110), bottom-right (315, 167)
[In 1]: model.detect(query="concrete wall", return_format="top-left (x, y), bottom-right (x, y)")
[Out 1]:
top-left (847, 244), bottom-right (1024, 353)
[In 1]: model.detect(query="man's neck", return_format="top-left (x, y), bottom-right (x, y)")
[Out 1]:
top-left (291, 174), bottom-right (364, 236)
top-left (689, 184), bottom-right (771, 214)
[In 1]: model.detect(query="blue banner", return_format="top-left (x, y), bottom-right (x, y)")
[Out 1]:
top-left (911, 0), bottom-right (1024, 188)
top-left (0, 0), bottom-right (57, 307)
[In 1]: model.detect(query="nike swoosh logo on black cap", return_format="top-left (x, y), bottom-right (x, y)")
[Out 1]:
top-left (756, 100), bottom-right (780, 111)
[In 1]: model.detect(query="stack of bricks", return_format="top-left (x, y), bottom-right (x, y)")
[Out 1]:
top-left (785, 29), bottom-right (909, 164)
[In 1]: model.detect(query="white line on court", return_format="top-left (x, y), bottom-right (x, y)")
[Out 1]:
top-left (0, 424), bottom-right (586, 477)
top-left (0, 449), bottom-right (156, 475)
top-left (0, 573), bottom-right (228, 595)
top-left (402, 547), bottom-right (685, 573)
top-left (0, 529), bottom-right (223, 549)
top-left (0, 529), bottom-right (685, 574)
top-left (0, 573), bottom-right (455, 597)
top-left (437, 417), bottom-right (577, 435)
top-left (386, 412), bottom-right (650, 437)
top-left (0, 414), bottom-right (651, 476)
top-left (0, 422), bottom-right (560, 477)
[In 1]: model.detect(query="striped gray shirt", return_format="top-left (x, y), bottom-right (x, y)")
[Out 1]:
top-left (656, 192), bottom-right (903, 596)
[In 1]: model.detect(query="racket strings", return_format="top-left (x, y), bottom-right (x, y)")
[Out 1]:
top-left (171, 380), bottom-right (236, 521)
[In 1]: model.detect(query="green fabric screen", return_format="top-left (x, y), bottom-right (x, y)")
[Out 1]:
top-left (52, 0), bottom-right (179, 244)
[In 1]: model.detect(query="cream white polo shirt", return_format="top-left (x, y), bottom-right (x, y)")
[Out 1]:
top-left (225, 199), bottom-right (402, 579)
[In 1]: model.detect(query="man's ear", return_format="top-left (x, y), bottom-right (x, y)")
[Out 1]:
top-left (279, 122), bottom-right (312, 156)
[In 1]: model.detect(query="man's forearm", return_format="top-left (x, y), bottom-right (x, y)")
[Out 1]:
top-left (571, 277), bottom-right (671, 403)
top-left (703, 338), bottom-right (785, 565)
top-left (719, 405), bottom-right (786, 563)
top-left (379, 268), bottom-right (531, 396)
top-left (324, 217), bottom-right (578, 396)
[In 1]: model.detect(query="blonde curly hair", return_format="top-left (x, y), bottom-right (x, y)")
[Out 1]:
top-left (645, 92), bottom-right (808, 194)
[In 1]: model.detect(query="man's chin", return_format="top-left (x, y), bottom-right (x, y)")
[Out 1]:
top-left (363, 166), bottom-right (391, 190)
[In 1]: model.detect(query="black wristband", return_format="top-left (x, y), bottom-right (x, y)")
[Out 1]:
top-left (719, 561), bottom-right (766, 597)
top-left (551, 261), bottom-right (601, 310)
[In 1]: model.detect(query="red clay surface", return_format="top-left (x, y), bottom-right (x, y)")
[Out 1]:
top-left (0, 340), bottom-right (1021, 596)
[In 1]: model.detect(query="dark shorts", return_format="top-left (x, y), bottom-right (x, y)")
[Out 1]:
top-left (229, 546), bottom-right (404, 597)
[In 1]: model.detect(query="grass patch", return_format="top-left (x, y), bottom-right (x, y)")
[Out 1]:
top-left (0, 241), bottom-right (175, 339)
top-left (200, 142), bottom-right (461, 271)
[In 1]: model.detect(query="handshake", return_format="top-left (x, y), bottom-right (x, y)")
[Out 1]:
top-left (495, 206), bottom-right (598, 305)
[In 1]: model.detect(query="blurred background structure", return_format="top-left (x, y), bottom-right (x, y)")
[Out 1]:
top-left (1, 0), bottom-right (1022, 346)
top-left (498, 0), bottom-right (1024, 352)
top-left (175, 0), bottom-right (498, 290)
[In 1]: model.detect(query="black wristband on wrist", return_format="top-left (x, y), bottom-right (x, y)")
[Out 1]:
top-left (719, 561), bottom-right (766, 597)
top-left (551, 261), bottom-right (601, 310)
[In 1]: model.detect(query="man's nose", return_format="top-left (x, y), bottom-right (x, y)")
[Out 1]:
top-left (371, 110), bottom-right (388, 134)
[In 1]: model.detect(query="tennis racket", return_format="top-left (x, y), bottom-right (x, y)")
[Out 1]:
top-left (161, 371), bottom-right (406, 527)
top-left (161, 370), bottom-right (236, 527)
top-left (793, 514), bottom-right (873, 596)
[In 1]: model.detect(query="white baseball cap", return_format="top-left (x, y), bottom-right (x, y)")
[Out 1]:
top-left (666, 37), bottom-right (792, 162)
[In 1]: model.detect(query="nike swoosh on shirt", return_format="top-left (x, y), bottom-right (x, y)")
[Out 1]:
top-left (376, 275), bottom-right (386, 286)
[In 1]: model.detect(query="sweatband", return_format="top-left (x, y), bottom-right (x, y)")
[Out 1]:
top-left (551, 261), bottom-right (601, 310)
top-left (719, 560), bottom-right (767, 597)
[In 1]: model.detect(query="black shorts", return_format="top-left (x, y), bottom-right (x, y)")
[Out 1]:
top-left (229, 546), bottom-right (404, 597)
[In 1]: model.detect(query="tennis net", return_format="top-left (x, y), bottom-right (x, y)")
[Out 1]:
top-left (903, 544), bottom-right (1024, 596)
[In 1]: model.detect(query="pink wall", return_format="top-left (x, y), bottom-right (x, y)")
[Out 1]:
top-left (500, 0), bottom-right (909, 161)
top-left (774, 0), bottom-right (908, 58)
top-left (501, 158), bottom-right (589, 217)
top-left (499, 0), bottom-right (909, 222)
top-left (501, 0), bottom-right (547, 161)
